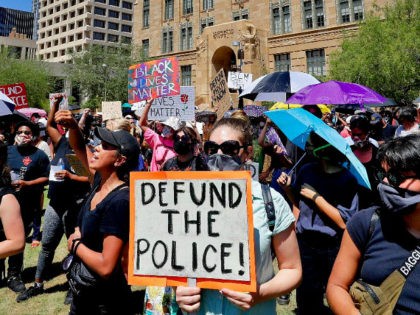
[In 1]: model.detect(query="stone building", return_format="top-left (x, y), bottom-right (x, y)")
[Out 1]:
top-left (132, 0), bottom-right (387, 107)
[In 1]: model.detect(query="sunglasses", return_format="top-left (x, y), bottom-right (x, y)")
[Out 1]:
top-left (204, 140), bottom-right (244, 156)
top-left (377, 169), bottom-right (418, 187)
top-left (16, 130), bottom-right (32, 135)
top-left (174, 134), bottom-right (190, 142)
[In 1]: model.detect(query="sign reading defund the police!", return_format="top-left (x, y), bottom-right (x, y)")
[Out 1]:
top-left (128, 171), bottom-right (256, 292)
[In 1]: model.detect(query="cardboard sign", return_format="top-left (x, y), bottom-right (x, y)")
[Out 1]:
top-left (228, 72), bottom-right (253, 90)
top-left (210, 69), bottom-right (232, 120)
top-left (128, 57), bottom-right (180, 103)
top-left (243, 162), bottom-right (259, 181)
top-left (65, 154), bottom-right (90, 178)
top-left (102, 101), bottom-right (122, 121)
top-left (0, 82), bottom-right (29, 109)
top-left (128, 171), bottom-right (256, 292)
top-left (49, 93), bottom-right (68, 110)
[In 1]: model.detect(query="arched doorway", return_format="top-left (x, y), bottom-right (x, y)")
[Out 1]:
top-left (211, 46), bottom-right (236, 79)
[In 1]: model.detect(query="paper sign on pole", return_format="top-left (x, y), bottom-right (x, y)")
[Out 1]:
top-left (128, 57), bottom-right (180, 103)
top-left (228, 72), bottom-right (253, 90)
top-left (210, 69), bottom-right (232, 120)
top-left (49, 93), bottom-right (68, 110)
top-left (0, 82), bottom-right (29, 109)
top-left (102, 101), bottom-right (122, 121)
top-left (128, 171), bottom-right (256, 292)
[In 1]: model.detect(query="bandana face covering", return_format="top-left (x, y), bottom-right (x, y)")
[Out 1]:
top-left (378, 182), bottom-right (420, 215)
top-left (207, 154), bottom-right (242, 171)
top-left (15, 134), bottom-right (32, 146)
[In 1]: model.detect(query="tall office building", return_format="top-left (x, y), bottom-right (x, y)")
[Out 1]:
top-left (37, 0), bottom-right (134, 63)
top-left (32, 0), bottom-right (40, 40)
top-left (132, 0), bottom-right (387, 107)
top-left (0, 7), bottom-right (34, 39)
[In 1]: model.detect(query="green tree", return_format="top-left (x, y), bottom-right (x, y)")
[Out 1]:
top-left (0, 50), bottom-right (53, 108)
top-left (68, 44), bottom-right (149, 109)
top-left (328, 0), bottom-right (420, 105)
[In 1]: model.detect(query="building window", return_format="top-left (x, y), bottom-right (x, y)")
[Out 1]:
top-left (183, 0), bottom-right (193, 15)
top-left (203, 0), bottom-right (214, 10)
top-left (315, 0), bottom-right (324, 27)
top-left (353, 0), bottom-right (364, 21)
top-left (122, 1), bottom-right (132, 9)
top-left (233, 9), bottom-right (249, 21)
top-left (93, 32), bottom-right (105, 40)
top-left (121, 24), bottom-right (132, 32)
top-left (109, 0), bottom-right (120, 6)
top-left (303, 1), bottom-right (313, 29)
top-left (121, 36), bottom-right (131, 44)
top-left (142, 39), bottom-right (149, 57)
top-left (339, 0), bottom-right (351, 23)
top-left (272, 7), bottom-right (280, 34)
top-left (143, 0), bottom-right (150, 27)
top-left (180, 23), bottom-right (193, 51)
top-left (306, 49), bottom-right (325, 76)
top-left (94, 19), bottom-right (105, 27)
top-left (272, 4), bottom-right (292, 35)
top-left (283, 6), bottom-right (291, 32)
top-left (108, 34), bottom-right (119, 42)
top-left (95, 0), bottom-right (105, 3)
top-left (108, 22), bottom-right (119, 30)
top-left (274, 53), bottom-right (291, 72)
top-left (165, 0), bottom-right (174, 20)
top-left (181, 65), bottom-right (192, 86)
top-left (94, 7), bottom-right (106, 15)
top-left (200, 17), bottom-right (214, 33)
top-left (162, 28), bottom-right (173, 53)
top-left (122, 13), bottom-right (132, 20)
top-left (109, 10), bottom-right (119, 18)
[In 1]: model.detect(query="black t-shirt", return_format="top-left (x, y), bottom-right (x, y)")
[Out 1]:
top-left (77, 177), bottom-right (129, 287)
top-left (347, 208), bottom-right (420, 314)
top-left (161, 155), bottom-right (209, 171)
top-left (48, 136), bottom-right (90, 208)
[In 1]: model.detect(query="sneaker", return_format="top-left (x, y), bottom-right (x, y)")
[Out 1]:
top-left (277, 294), bottom-right (291, 305)
top-left (16, 284), bottom-right (44, 302)
top-left (64, 289), bottom-right (73, 305)
top-left (7, 275), bottom-right (26, 293)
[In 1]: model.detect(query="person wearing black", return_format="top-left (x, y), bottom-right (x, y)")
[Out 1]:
top-left (55, 109), bottom-right (140, 314)
top-left (161, 125), bottom-right (209, 171)
top-left (5, 121), bottom-right (50, 293)
top-left (17, 95), bottom-right (90, 304)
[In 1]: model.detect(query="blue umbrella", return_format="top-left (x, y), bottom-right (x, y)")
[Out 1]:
top-left (265, 108), bottom-right (371, 189)
top-left (0, 91), bottom-right (15, 116)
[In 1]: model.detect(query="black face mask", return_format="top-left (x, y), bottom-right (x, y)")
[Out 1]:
top-left (378, 182), bottom-right (420, 215)
top-left (173, 139), bottom-right (193, 155)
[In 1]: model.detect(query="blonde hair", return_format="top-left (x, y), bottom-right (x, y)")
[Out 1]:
top-left (105, 118), bottom-right (131, 132)
top-left (210, 118), bottom-right (253, 146)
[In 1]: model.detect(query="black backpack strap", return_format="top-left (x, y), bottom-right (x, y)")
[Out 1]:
top-left (261, 183), bottom-right (275, 232)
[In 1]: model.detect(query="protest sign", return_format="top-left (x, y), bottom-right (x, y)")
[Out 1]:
top-left (128, 171), bottom-right (256, 292)
top-left (49, 93), bottom-right (68, 110)
top-left (65, 154), bottom-right (90, 178)
top-left (147, 86), bottom-right (195, 121)
top-left (210, 69), bottom-right (232, 120)
top-left (0, 82), bottom-right (29, 109)
top-left (244, 162), bottom-right (259, 181)
top-left (128, 57), bottom-right (180, 103)
top-left (228, 72), bottom-right (253, 90)
top-left (102, 101), bottom-right (122, 121)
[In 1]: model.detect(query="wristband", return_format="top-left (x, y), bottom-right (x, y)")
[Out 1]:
top-left (73, 241), bottom-right (82, 255)
top-left (70, 238), bottom-right (81, 253)
top-left (312, 193), bottom-right (320, 202)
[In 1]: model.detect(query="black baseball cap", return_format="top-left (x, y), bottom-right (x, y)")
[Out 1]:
top-left (94, 127), bottom-right (140, 159)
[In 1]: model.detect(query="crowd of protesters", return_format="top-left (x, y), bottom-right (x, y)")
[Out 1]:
top-left (0, 97), bottom-right (419, 315)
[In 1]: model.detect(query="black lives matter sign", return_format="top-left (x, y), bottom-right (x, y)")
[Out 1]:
top-left (131, 172), bottom-right (253, 283)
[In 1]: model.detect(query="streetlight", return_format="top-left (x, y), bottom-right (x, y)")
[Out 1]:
top-left (232, 41), bottom-right (244, 109)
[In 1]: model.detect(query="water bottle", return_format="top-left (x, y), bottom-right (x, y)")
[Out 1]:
top-left (55, 158), bottom-right (65, 182)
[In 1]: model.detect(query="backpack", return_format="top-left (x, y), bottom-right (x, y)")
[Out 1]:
top-left (260, 183), bottom-right (276, 232)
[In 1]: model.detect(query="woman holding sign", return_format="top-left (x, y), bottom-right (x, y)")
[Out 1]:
top-left (176, 118), bottom-right (302, 314)
top-left (54, 110), bottom-right (140, 314)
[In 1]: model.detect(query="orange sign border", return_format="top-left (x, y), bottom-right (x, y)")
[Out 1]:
top-left (128, 171), bottom-right (256, 292)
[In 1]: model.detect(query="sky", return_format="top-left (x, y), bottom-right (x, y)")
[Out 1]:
top-left (0, 0), bottom-right (33, 12)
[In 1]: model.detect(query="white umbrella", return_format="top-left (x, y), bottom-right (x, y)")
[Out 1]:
top-left (0, 91), bottom-right (16, 116)
top-left (239, 71), bottom-right (320, 102)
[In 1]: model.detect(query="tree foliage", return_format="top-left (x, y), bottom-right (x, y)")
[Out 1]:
top-left (328, 0), bottom-right (420, 105)
top-left (0, 50), bottom-right (53, 108)
top-left (68, 44), bottom-right (148, 109)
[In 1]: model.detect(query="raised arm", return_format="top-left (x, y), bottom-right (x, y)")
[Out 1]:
top-left (47, 94), bottom-right (65, 146)
top-left (138, 98), bottom-right (153, 132)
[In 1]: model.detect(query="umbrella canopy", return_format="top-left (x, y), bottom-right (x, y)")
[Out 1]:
top-left (239, 71), bottom-right (320, 102)
top-left (270, 102), bottom-right (331, 114)
top-left (196, 110), bottom-right (217, 122)
top-left (286, 80), bottom-right (386, 106)
top-left (366, 98), bottom-right (397, 107)
top-left (0, 91), bottom-right (16, 116)
top-left (122, 102), bottom-right (131, 109)
top-left (265, 108), bottom-right (370, 189)
top-left (17, 107), bottom-right (47, 118)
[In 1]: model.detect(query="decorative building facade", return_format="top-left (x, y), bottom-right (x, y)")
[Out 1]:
top-left (36, 0), bottom-right (134, 62)
top-left (132, 0), bottom-right (386, 107)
